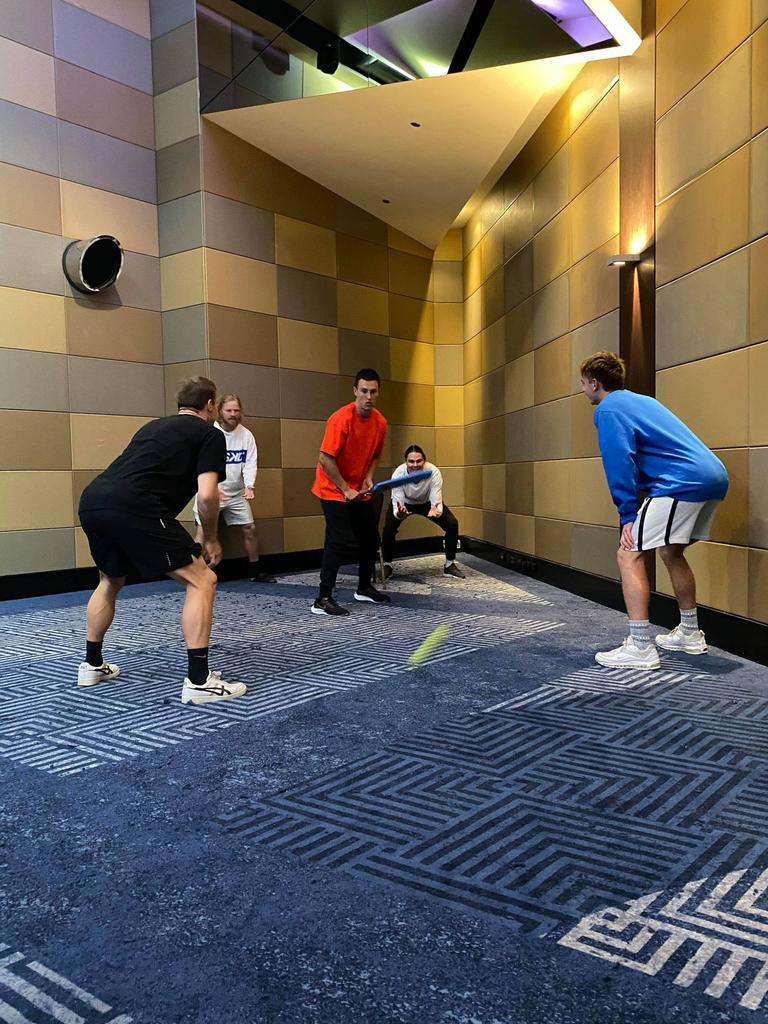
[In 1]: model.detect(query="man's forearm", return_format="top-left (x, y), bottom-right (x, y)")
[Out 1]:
top-left (197, 496), bottom-right (219, 541)
top-left (318, 454), bottom-right (348, 493)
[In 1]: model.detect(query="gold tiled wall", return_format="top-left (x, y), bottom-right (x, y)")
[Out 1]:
top-left (654, 0), bottom-right (768, 621)
top-left (461, 61), bottom-right (621, 581)
top-left (172, 118), bottom-right (460, 559)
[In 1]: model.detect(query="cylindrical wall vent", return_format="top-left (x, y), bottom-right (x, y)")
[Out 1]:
top-left (63, 235), bottom-right (124, 293)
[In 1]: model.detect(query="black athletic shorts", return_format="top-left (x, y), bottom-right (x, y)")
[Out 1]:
top-left (79, 508), bottom-right (201, 580)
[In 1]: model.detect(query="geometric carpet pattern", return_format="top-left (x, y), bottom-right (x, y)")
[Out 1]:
top-left (219, 656), bottom-right (768, 1010)
top-left (0, 943), bottom-right (133, 1024)
top-left (0, 560), bottom-right (561, 776)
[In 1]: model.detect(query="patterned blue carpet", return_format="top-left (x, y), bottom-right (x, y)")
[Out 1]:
top-left (1, 554), bottom-right (767, 1023)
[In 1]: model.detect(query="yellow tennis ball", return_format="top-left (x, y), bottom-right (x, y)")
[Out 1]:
top-left (408, 625), bottom-right (450, 667)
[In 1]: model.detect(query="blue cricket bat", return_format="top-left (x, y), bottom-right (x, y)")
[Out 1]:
top-left (371, 469), bottom-right (432, 493)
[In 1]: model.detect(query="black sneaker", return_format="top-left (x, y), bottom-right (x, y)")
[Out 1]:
top-left (250, 569), bottom-right (277, 583)
top-left (443, 563), bottom-right (466, 579)
top-left (311, 597), bottom-right (350, 616)
top-left (354, 585), bottom-right (391, 604)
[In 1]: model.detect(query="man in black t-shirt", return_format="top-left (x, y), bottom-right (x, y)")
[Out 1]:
top-left (78, 376), bottom-right (247, 705)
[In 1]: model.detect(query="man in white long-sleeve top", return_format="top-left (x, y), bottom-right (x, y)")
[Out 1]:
top-left (381, 444), bottom-right (465, 580)
top-left (194, 393), bottom-right (274, 582)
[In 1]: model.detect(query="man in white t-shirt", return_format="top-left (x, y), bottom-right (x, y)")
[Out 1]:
top-left (381, 444), bottom-right (465, 580)
top-left (194, 394), bottom-right (274, 582)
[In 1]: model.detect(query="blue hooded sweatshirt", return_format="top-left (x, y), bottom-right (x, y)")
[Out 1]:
top-left (593, 390), bottom-right (728, 525)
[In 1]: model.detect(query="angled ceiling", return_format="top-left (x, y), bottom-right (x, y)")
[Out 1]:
top-left (203, 0), bottom-right (640, 248)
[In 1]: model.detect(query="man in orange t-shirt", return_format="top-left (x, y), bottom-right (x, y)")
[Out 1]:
top-left (311, 368), bottom-right (390, 616)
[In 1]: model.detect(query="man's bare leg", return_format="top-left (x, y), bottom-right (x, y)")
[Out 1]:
top-left (617, 548), bottom-right (654, 621)
top-left (79, 572), bottom-right (125, 686)
top-left (657, 544), bottom-right (706, 652)
top-left (170, 556), bottom-right (247, 701)
top-left (242, 523), bottom-right (259, 562)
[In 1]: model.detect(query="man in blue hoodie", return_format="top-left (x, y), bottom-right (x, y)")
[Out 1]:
top-left (580, 351), bottom-right (728, 669)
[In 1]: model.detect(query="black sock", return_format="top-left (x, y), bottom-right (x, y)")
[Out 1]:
top-left (86, 640), bottom-right (103, 667)
top-left (187, 647), bottom-right (209, 685)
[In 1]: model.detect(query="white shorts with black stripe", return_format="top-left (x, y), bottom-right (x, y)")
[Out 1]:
top-left (631, 496), bottom-right (721, 551)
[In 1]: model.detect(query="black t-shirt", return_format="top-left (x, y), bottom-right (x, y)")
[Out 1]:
top-left (79, 415), bottom-right (226, 518)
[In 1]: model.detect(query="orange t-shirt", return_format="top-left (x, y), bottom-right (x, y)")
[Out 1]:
top-left (312, 403), bottom-right (387, 501)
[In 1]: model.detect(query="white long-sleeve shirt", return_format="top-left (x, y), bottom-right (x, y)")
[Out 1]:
top-left (216, 422), bottom-right (258, 498)
top-left (391, 461), bottom-right (443, 511)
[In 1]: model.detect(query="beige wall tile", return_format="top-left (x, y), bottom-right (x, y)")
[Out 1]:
top-left (750, 130), bottom-right (768, 240)
top-left (754, 21), bottom-right (768, 133)
top-left (750, 342), bottom-right (768, 442)
top-left (282, 468), bottom-right (318, 518)
top-left (0, 410), bottom-right (70, 469)
top-left (434, 386), bottom-right (462, 426)
top-left (481, 317), bottom-right (506, 374)
top-left (657, 0), bottom-right (688, 30)
top-left (161, 249), bottom-right (205, 310)
top-left (709, 447), bottom-right (749, 544)
top-left (532, 145), bottom-right (569, 234)
top-left (570, 237), bottom-right (619, 329)
top-left (337, 281), bottom-right (389, 335)
top-left (656, 0), bottom-right (751, 116)
top-left (656, 42), bottom-right (751, 201)
top-left (533, 460), bottom-right (570, 520)
top-left (389, 249), bottom-right (432, 300)
top-left (506, 513), bottom-right (535, 554)
top-left (503, 186), bottom-right (533, 261)
top-left (567, 58), bottom-right (619, 133)
top-left (434, 345), bottom-right (463, 386)
top-left (0, 162), bottom-right (60, 235)
top-left (656, 348), bottom-right (749, 447)
top-left (386, 382), bottom-right (434, 426)
top-left (461, 505), bottom-right (483, 538)
top-left (535, 517), bottom-right (573, 565)
top-left (440, 466), bottom-right (464, 506)
top-left (70, 0), bottom-right (151, 36)
top-left (154, 80), bottom-right (199, 150)
top-left (242, 416), bottom-right (281, 468)
top-left (751, 236), bottom-right (768, 343)
top-left (464, 332), bottom-right (482, 383)
top-left (61, 180), bottom-right (158, 257)
top-left (386, 425), bottom-right (433, 467)
top-left (533, 273), bottom-right (570, 348)
top-left (0, 471), bottom-right (72, 529)
top-left (434, 229), bottom-right (462, 261)
top-left (387, 226), bottom-right (432, 258)
top-left (275, 215), bottom-right (336, 278)
top-left (570, 310), bottom-right (619, 391)
top-left (505, 299), bottom-right (534, 362)
top-left (278, 318), bottom-right (338, 374)
top-left (434, 302), bottom-right (463, 345)
top-left (482, 464), bottom-right (506, 511)
top-left (464, 288), bottom-right (482, 342)
top-left (656, 248), bottom-right (749, 369)
top-left (571, 394), bottom-right (600, 458)
top-left (435, 426), bottom-right (464, 466)
top-left (389, 293), bottom-right (432, 343)
top-left (0, 35), bottom-right (55, 115)
top-left (570, 160), bottom-right (619, 265)
top-left (71, 413), bottom-right (152, 469)
top-left (569, 456), bottom-right (617, 526)
top-left (506, 462), bottom-right (534, 515)
top-left (533, 208), bottom-right (571, 291)
top-left (205, 249), bottom-right (277, 314)
top-left (251, 468), bottom-right (283, 519)
top-left (67, 300), bottom-right (162, 362)
top-left (464, 465), bottom-right (482, 505)
top-left (533, 398), bottom-right (572, 461)
top-left (464, 377), bottom-right (482, 424)
top-left (505, 352), bottom-right (534, 412)
top-left (464, 243), bottom-right (482, 299)
top-left (656, 143), bottom-right (750, 286)
top-left (389, 338), bottom-right (434, 384)
top-left (281, 418), bottom-right (325, 468)
top-left (335, 234), bottom-right (387, 289)
top-left (748, 546), bottom-right (768, 622)
top-left (481, 219), bottom-right (504, 282)
top-left (0, 287), bottom-right (66, 353)
top-left (534, 335), bottom-right (572, 405)
top-left (432, 261), bottom-right (463, 303)
top-left (571, 523), bottom-right (620, 579)
top-left (569, 85), bottom-right (619, 199)
top-left (748, 447), bottom-right (768, 547)
top-left (208, 306), bottom-right (278, 365)
top-left (283, 514), bottom-right (325, 551)
top-left (756, 0), bottom-right (768, 30)
top-left (75, 526), bottom-right (95, 568)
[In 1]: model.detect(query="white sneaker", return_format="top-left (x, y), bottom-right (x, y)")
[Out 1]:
top-left (77, 661), bottom-right (120, 687)
top-left (181, 670), bottom-right (246, 705)
top-left (595, 637), bottom-right (660, 670)
top-left (656, 625), bottom-right (707, 654)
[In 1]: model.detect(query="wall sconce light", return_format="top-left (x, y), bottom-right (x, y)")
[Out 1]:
top-left (607, 253), bottom-right (643, 267)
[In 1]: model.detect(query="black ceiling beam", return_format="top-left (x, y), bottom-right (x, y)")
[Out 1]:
top-left (448, 0), bottom-right (497, 74)
top-left (228, 0), bottom-right (412, 86)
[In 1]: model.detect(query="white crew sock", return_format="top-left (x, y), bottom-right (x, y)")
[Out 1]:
top-left (628, 619), bottom-right (652, 649)
top-left (679, 607), bottom-right (699, 634)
